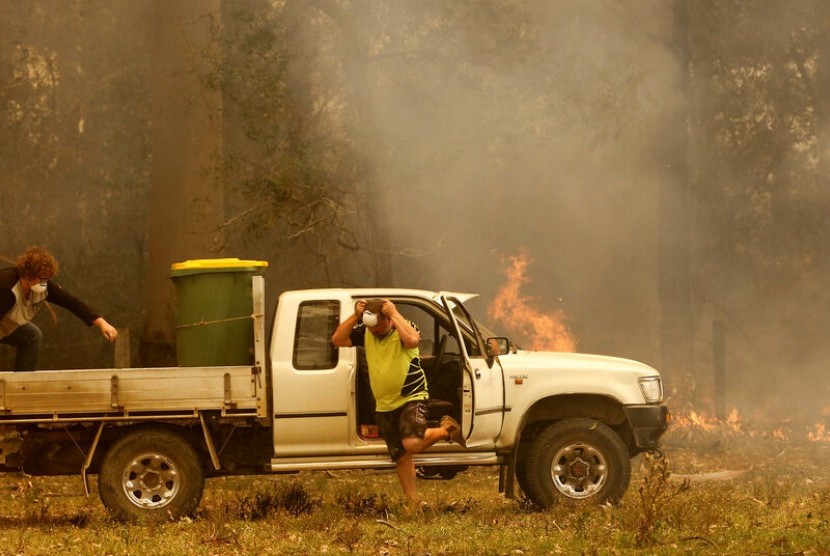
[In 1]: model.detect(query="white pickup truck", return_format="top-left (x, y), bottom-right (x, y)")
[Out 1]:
top-left (0, 275), bottom-right (668, 521)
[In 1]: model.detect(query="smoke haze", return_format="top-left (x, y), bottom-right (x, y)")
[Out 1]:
top-left (349, 2), bottom-right (677, 364)
top-left (2, 1), bottom-right (829, 423)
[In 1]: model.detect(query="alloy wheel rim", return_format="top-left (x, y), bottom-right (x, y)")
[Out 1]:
top-left (550, 442), bottom-right (607, 499)
top-left (121, 452), bottom-right (180, 509)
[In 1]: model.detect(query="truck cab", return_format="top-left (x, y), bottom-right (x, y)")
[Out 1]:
top-left (267, 288), bottom-right (668, 507)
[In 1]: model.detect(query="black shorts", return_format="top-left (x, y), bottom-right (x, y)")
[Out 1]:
top-left (375, 400), bottom-right (429, 461)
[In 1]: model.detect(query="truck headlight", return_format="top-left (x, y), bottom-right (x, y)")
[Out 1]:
top-left (638, 376), bottom-right (663, 403)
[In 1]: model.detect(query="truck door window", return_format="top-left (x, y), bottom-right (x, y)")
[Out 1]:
top-left (450, 304), bottom-right (485, 357)
top-left (293, 300), bottom-right (339, 370)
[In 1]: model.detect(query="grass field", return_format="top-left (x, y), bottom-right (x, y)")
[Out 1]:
top-left (0, 414), bottom-right (829, 556)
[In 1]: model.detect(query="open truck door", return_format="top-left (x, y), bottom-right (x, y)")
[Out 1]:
top-left (440, 295), bottom-right (505, 448)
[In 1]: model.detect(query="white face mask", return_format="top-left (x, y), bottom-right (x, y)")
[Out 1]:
top-left (362, 310), bottom-right (378, 327)
top-left (30, 282), bottom-right (47, 294)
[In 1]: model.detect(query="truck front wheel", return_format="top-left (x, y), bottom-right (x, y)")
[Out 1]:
top-left (521, 418), bottom-right (630, 508)
top-left (98, 427), bottom-right (204, 522)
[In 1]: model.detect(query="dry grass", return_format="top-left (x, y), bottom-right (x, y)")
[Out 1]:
top-left (0, 418), bottom-right (829, 555)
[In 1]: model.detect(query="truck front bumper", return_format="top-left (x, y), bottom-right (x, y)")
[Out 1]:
top-left (623, 404), bottom-right (669, 450)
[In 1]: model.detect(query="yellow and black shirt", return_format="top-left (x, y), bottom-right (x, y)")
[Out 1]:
top-left (350, 321), bottom-right (428, 412)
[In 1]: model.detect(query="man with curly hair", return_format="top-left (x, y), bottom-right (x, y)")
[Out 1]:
top-left (0, 246), bottom-right (118, 371)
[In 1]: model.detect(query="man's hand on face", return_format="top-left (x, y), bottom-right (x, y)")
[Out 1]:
top-left (354, 299), bottom-right (367, 320)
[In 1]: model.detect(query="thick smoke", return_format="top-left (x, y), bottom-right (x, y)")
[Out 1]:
top-left (348, 2), bottom-right (679, 365)
top-left (306, 1), bottom-right (830, 421)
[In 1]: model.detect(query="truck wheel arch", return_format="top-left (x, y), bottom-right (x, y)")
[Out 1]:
top-left (521, 394), bottom-right (627, 429)
top-left (516, 394), bottom-right (629, 446)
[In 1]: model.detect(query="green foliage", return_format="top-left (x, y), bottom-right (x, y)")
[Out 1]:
top-left (200, 0), bottom-right (369, 266)
top-left (689, 1), bottom-right (830, 302)
top-left (634, 453), bottom-right (690, 547)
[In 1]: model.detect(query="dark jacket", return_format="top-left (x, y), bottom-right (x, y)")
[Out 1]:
top-left (0, 267), bottom-right (100, 326)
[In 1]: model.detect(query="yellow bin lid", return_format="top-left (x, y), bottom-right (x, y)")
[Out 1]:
top-left (170, 258), bottom-right (269, 276)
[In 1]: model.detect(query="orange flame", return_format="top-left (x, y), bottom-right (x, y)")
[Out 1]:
top-left (488, 250), bottom-right (576, 352)
top-left (684, 409), bottom-right (716, 431)
top-left (725, 408), bottom-right (742, 433)
top-left (672, 407), bottom-right (745, 434)
top-left (671, 407), bottom-right (799, 440)
top-left (808, 421), bottom-right (830, 443)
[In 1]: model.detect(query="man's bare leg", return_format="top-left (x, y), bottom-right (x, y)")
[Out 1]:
top-left (395, 452), bottom-right (418, 499)
top-left (397, 428), bottom-right (452, 498)
top-left (403, 427), bottom-right (450, 454)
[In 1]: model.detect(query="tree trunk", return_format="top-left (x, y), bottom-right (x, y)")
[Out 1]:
top-left (309, 0), bottom-right (396, 285)
top-left (657, 0), bottom-right (694, 386)
top-left (141, 0), bottom-right (224, 366)
top-left (813, 3), bottom-right (830, 184)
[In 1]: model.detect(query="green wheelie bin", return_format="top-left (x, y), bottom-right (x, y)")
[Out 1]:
top-left (170, 258), bottom-right (268, 367)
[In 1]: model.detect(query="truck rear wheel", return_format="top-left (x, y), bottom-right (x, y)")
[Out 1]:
top-left (521, 418), bottom-right (630, 508)
top-left (98, 426), bottom-right (204, 522)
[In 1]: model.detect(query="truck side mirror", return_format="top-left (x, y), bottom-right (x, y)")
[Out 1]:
top-left (486, 337), bottom-right (510, 357)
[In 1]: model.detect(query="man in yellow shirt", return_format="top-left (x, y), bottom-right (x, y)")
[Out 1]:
top-left (332, 298), bottom-right (463, 499)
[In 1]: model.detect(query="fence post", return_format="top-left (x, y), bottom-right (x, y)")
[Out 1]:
top-left (114, 327), bottom-right (131, 369)
top-left (713, 319), bottom-right (726, 420)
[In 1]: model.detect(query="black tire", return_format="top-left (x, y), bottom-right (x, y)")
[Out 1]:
top-left (416, 465), bottom-right (465, 480)
top-left (521, 418), bottom-right (630, 508)
top-left (439, 464), bottom-right (468, 479)
top-left (416, 466), bottom-right (441, 479)
top-left (98, 426), bottom-right (204, 522)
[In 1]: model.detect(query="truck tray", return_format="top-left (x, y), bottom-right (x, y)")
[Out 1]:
top-left (0, 366), bottom-right (263, 423)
